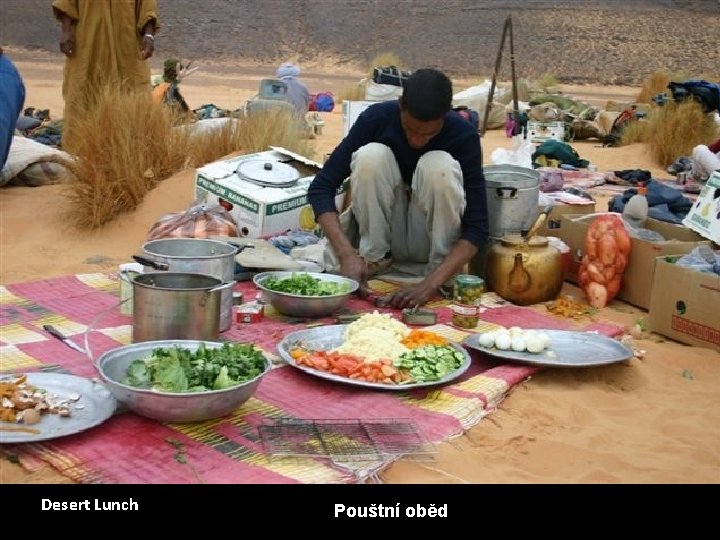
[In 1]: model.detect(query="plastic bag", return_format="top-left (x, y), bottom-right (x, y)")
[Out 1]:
top-left (268, 229), bottom-right (320, 254)
top-left (621, 218), bottom-right (665, 242)
top-left (490, 135), bottom-right (535, 168)
top-left (146, 202), bottom-right (240, 241)
top-left (676, 246), bottom-right (720, 275)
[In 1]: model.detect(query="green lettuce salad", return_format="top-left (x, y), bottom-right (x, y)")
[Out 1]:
top-left (124, 342), bottom-right (266, 393)
top-left (262, 273), bottom-right (350, 296)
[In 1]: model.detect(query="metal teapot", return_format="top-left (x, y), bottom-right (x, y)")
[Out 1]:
top-left (485, 207), bottom-right (563, 306)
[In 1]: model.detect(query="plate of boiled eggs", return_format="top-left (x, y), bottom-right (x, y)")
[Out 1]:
top-left (462, 327), bottom-right (634, 368)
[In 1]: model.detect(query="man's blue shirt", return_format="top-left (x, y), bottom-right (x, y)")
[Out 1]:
top-left (307, 100), bottom-right (488, 247)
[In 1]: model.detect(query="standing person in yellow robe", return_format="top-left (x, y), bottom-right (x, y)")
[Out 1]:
top-left (52, 0), bottom-right (160, 150)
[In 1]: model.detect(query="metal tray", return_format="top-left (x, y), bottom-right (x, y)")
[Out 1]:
top-left (463, 329), bottom-right (633, 368)
top-left (0, 373), bottom-right (117, 444)
top-left (259, 418), bottom-right (437, 460)
top-left (277, 325), bottom-right (471, 391)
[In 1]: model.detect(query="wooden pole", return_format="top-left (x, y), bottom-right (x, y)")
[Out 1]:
top-left (482, 15), bottom-right (510, 136)
top-left (508, 16), bottom-right (521, 136)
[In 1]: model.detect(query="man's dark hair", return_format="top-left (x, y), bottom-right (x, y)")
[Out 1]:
top-left (401, 68), bottom-right (453, 121)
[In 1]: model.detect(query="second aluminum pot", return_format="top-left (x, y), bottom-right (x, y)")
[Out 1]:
top-left (131, 272), bottom-right (233, 342)
top-left (137, 238), bottom-right (238, 332)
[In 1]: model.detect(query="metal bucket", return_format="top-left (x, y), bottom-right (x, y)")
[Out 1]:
top-left (131, 272), bottom-right (229, 343)
top-left (139, 238), bottom-right (238, 332)
top-left (484, 164), bottom-right (540, 238)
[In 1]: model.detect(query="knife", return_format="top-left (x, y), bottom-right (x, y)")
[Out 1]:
top-left (43, 325), bottom-right (86, 354)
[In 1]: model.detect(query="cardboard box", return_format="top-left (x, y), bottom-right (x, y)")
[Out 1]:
top-left (682, 170), bottom-right (720, 243)
top-left (342, 100), bottom-right (375, 137)
top-left (536, 201), bottom-right (596, 238)
top-left (649, 256), bottom-right (720, 351)
top-left (527, 121), bottom-right (565, 143)
top-left (194, 147), bottom-right (347, 238)
top-left (559, 213), bottom-right (710, 309)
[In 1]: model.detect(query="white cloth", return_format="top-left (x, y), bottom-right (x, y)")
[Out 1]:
top-left (691, 144), bottom-right (720, 180)
top-left (332, 142), bottom-right (465, 276)
top-left (0, 136), bottom-right (74, 186)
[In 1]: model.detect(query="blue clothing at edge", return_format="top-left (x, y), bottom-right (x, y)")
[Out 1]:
top-left (307, 100), bottom-right (489, 247)
top-left (0, 52), bottom-right (26, 171)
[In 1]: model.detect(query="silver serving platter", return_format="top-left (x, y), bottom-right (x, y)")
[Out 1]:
top-left (463, 329), bottom-right (633, 368)
top-left (277, 325), bottom-right (472, 391)
top-left (0, 373), bottom-right (117, 444)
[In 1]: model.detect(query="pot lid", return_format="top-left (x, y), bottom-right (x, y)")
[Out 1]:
top-left (500, 234), bottom-right (548, 247)
top-left (236, 159), bottom-right (300, 187)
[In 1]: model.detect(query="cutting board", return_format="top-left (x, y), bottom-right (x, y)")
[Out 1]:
top-left (209, 236), bottom-right (302, 270)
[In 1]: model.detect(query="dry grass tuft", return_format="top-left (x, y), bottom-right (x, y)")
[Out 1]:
top-left (643, 100), bottom-right (720, 167)
top-left (367, 52), bottom-right (404, 78)
top-left (186, 109), bottom-right (315, 168)
top-left (338, 82), bottom-right (366, 103)
top-left (64, 87), bottom-right (190, 229)
top-left (63, 86), bottom-right (313, 229)
top-left (618, 119), bottom-right (647, 145)
top-left (636, 69), bottom-right (675, 104)
top-left (537, 73), bottom-right (559, 91)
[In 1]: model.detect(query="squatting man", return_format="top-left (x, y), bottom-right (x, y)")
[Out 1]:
top-left (308, 68), bottom-right (488, 309)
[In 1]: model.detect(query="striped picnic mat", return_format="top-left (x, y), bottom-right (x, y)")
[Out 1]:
top-left (0, 273), bottom-right (620, 483)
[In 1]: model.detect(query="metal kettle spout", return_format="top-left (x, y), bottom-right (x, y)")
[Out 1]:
top-left (508, 252), bottom-right (531, 293)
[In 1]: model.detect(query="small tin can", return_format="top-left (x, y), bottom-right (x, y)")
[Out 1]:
top-left (232, 291), bottom-right (244, 306)
top-left (451, 274), bottom-right (485, 329)
top-left (234, 302), bottom-right (264, 324)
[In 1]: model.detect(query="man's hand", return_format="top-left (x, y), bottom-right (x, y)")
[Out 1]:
top-left (388, 281), bottom-right (439, 309)
top-left (60, 34), bottom-right (74, 56)
top-left (339, 251), bottom-right (369, 297)
top-left (141, 34), bottom-right (155, 60)
top-left (59, 16), bottom-right (74, 57)
top-left (316, 211), bottom-right (372, 295)
top-left (389, 239), bottom-right (480, 309)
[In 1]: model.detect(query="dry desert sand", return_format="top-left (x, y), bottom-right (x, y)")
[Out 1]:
top-left (0, 49), bottom-right (718, 484)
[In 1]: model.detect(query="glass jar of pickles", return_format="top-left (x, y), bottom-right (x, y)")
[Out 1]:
top-left (451, 274), bottom-right (485, 329)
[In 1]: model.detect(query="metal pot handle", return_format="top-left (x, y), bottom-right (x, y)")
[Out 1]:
top-left (132, 254), bottom-right (169, 271)
top-left (200, 280), bottom-right (237, 307)
top-left (495, 186), bottom-right (518, 199)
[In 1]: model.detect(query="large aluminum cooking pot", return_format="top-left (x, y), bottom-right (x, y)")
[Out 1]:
top-left (137, 238), bottom-right (238, 332)
top-left (131, 272), bottom-right (233, 342)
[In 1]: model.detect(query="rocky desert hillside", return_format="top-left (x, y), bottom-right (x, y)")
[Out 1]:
top-left (1, 0), bottom-right (717, 84)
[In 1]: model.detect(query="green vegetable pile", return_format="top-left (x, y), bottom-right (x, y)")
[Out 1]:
top-left (124, 342), bottom-right (266, 393)
top-left (262, 273), bottom-right (351, 296)
top-left (395, 345), bottom-right (465, 382)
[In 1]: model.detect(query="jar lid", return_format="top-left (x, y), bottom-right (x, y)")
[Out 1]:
top-left (455, 274), bottom-right (484, 285)
top-left (500, 234), bottom-right (548, 247)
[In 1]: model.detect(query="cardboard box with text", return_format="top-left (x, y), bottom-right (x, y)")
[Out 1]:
top-left (649, 256), bottom-right (720, 352)
top-left (194, 147), bottom-right (347, 238)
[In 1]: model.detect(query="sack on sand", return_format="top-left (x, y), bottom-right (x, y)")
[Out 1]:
top-left (1, 136), bottom-right (74, 187)
top-left (146, 202), bottom-right (241, 241)
top-left (309, 92), bottom-right (335, 112)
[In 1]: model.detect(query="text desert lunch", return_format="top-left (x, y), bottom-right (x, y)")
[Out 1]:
top-left (42, 499), bottom-right (138, 511)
